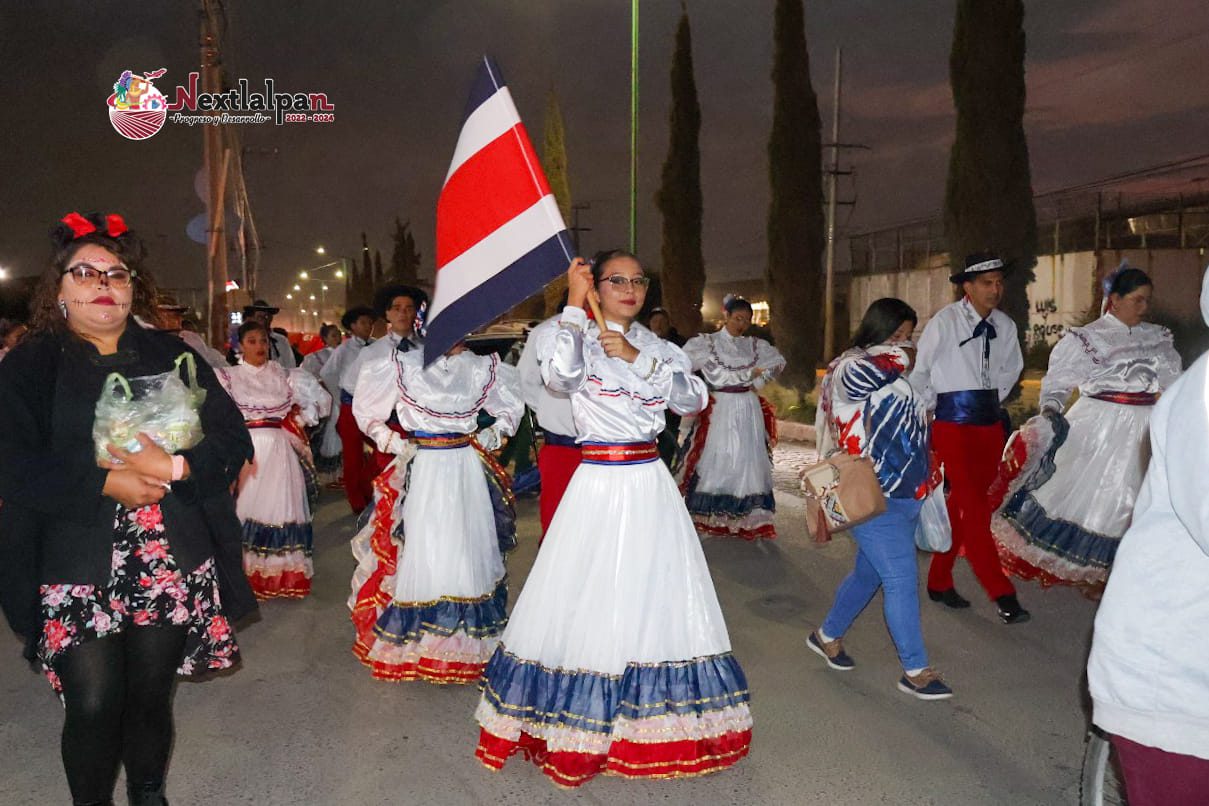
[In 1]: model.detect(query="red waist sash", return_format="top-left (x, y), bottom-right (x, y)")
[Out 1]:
top-left (246, 418), bottom-right (284, 429)
top-left (1089, 391), bottom-right (1158, 406)
top-left (581, 441), bottom-right (659, 465)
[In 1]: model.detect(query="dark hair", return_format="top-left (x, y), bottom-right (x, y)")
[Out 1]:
top-left (341, 305), bottom-right (375, 330)
top-left (851, 298), bottom-right (918, 349)
top-left (319, 323), bottom-right (340, 341)
top-left (589, 249), bottom-right (640, 283)
top-left (723, 295), bottom-right (753, 315)
top-left (237, 319), bottom-right (269, 343)
top-left (646, 307), bottom-right (670, 322)
top-left (1108, 267), bottom-right (1152, 298)
top-left (373, 284), bottom-right (427, 318)
top-left (29, 213), bottom-right (159, 335)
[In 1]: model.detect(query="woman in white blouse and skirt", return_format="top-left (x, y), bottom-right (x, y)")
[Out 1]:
top-left (348, 340), bottom-right (522, 683)
top-left (992, 267), bottom-right (1182, 591)
top-left (474, 252), bottom-right (752, 788)
top-left (675, 296), bottom-right (785, 540)
top-left (219, 321), bottom-right (331, 599)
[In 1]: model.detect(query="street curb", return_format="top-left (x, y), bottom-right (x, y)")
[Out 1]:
top-left (776, 420), bottom-right (816, 444)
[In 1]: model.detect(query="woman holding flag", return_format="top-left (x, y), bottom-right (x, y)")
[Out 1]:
top-left (475, 252), bottom-right (753, 787)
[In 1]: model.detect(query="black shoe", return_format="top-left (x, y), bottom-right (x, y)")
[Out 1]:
top-left (927, 588), bottom-right (971, 609)
top-left (127, 780), bottom-right (168, 806)
top-left (996, 594), bottom-right (1031, 624)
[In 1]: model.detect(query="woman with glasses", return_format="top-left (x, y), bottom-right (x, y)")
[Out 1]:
top-left (475, 251), bottom-right (752, 788)
top-left (0, 212), bottom-right (253, 806)
top-left (218, 320), bottom-right (330, 600)
top-left (675, 295), bottom-right (785, 540)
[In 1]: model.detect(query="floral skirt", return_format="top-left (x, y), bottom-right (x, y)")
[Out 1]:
top-left (37, 503), bottom-right (239, 696)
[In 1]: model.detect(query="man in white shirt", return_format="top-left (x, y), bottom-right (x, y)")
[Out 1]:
top-left (153, 299), bottom-right (229, 368)
top-left (912, 253), bottom-right (1028, 624)
top-left (243, 300), bottom-right (297, 369)
top-left (517, 315), bottom-right (579, 539)
top-left (351, 285), bottom-right (427, 494)
top-left (322, 305), bottom-right (376, 514)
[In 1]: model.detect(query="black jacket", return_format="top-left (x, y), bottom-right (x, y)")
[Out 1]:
top-left (0, 324), bottom-right (256, 639)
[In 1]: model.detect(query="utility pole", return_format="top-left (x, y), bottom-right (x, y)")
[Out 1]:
top-left (201, 0), bottom-right (229, 347)
top-left (821, 46), bottom-right (868, 361)
top-left (822, 47), bottom-right (841, 362)
top-left (629, 0), bottom-right (639, 254)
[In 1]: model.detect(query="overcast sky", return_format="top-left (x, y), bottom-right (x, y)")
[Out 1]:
top-left (2, 0), bottom-right (1207, 308)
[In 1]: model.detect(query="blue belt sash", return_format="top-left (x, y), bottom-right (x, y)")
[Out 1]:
top-left (542, 430), bottom-right (579, 448)
top-left (339, 390), bottom-right (354, 405)
top-left (936, 389), bottom-right (1001, 426)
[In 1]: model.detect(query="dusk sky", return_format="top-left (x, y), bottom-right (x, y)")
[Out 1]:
top-left (2, 0), bottom-right (1207, 310)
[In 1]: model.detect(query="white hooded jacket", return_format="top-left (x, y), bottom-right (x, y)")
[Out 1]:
top-left (1087, 267), bottom-right (1209, 758)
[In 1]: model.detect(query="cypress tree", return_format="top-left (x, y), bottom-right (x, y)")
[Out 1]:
top-left (389, 217), bottom-right (421, 285)
top-left (944, 0), bottom-right (1038, 352)
top-left (766, 0), bottom-right (825, 391)
top-left (374, 249), bottom-right (384, 287)
top-left (540, 88), bottom-right (573, 318)
top-left (655, 6), bottom-right (705, 337)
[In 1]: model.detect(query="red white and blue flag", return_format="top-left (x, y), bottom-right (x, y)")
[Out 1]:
top-left (425, 56), bottom-right (574, 365)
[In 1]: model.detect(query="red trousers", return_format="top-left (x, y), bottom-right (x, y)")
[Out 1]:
top-left (336, 402), bottom-right (374, 514)
top-left (537, 443), bottom-right (582, 541)
top-left (927, 420), bottom-right (1015, 600)
top-left (1112, 734), bottom-right (1209, 805)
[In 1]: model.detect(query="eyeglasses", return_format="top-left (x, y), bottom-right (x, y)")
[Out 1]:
top-left (62, 263), bottom-right (137, 288)
top-left (600, 275), bottom-right (651, 290)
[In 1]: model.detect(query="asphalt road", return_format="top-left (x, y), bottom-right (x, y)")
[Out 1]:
top-left (1, 467), bottom-right (1098, 805)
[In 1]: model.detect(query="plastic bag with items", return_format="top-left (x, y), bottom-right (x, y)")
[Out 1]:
top-left (93, 352), bottom-right (207, 463)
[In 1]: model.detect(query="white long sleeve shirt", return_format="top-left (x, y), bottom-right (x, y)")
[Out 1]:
top-left (1039, 314), bottom-right (1182, 413)
top-left (911, 297), bottom-right (1023, 410)
top-left (517, 316), bottom-right (576, 437)
top-left (681, 329), bottom-right (786, 390)
top-left (537, 306), bottom-right (708, 444)
top-left (217, 362), bottom-right (331, 426)
top-left (352, 348), bottom-right (522, 455)
top-left (321, 336), bottom-right (371, 399)
top-left (349, 331), bottom-right (422, 399)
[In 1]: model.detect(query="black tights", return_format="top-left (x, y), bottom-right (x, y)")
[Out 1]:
top-left (56, 626), bottom-right (187, 805)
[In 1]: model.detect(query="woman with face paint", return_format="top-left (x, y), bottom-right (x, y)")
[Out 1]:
top-left (674, 295), bottom-right (786, 540)
top-left (0, 212), bottom-right (254, 806)
top-left (992, 265), bottom-right (1182, 594)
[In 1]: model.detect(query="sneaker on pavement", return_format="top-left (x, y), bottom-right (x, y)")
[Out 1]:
top-left (996, 594), bottom-right (1031, 624)
top-left (807, 630), bottom-right (855, 671)
top-left (897, 668), bottom-right (954, 701)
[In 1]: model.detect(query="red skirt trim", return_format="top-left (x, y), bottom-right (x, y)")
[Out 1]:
top-left (248, 570), bottom-right (311, 600)
top-left (475, 727), bottom-right (752, 788)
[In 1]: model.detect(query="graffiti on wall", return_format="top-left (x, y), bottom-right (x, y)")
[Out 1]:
top-left (1029, 298), bottom-right (1066, 345)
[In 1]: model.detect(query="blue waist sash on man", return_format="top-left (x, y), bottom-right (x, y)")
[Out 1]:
top-left (542, 430), bottom-right (579, 449)
top-left (936, 389), bottom-right (1002, 426)
top-left (340, 389), bottom-right (354, 406)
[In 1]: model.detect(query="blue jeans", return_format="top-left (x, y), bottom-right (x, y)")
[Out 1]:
top-left (821, 497), bottom-right (928, 671)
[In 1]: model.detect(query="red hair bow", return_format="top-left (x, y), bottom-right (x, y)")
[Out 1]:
top-left (105, 214), bottom-right (128, 238)
top-left (61, 212), bottom-right (96, 239)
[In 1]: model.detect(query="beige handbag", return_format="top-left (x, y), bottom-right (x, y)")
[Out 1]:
top-left (801, 404), bottom-right (887, 542)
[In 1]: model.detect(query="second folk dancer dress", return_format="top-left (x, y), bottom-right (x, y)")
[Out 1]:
top-left (675, 329), bottom-right (785, 540)
top-left (348, 348), bottom-right (522, 683)
top-left (475, 307), bottom-right (753, 788)
top-left (219, 361), bottom-right (331, 599)
top-left (992, 314), bottom-right (1181, 587)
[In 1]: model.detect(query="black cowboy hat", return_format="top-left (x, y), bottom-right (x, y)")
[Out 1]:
top-left (155, 295), bottom-right (189, 314)
top-left (341, 305), bottom-right (375, 331)
top-left (243, 299), bottom-right (280, 316)
top-left (950, 252), bottom-right (1013, 284)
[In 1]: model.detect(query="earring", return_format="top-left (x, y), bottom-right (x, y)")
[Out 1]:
top-left (58, 300), bottom-right (68, 318)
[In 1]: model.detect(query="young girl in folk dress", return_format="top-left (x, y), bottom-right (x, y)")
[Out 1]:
top-left (219, 321), bottom-right (330, 599)
top-left (348, 340), bottom-right (522, 683)
top-left (475, 252), bottom-right (753, 788)
top-left (675, 296), bottom-right (785, 539)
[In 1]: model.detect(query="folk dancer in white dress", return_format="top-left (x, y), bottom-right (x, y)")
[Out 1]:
top-left (348, 339), bottom-right (522, 683)
top-left (219, 321), bottom-right (331, 599)
top-left (675, 296), bottom-right (785, 540)
top-left (475, 253), bottom-right (753, 788)
top-left (320, 305), bottom-right (376, 513)
top-left (991, 267), bottom-right (1181, 592)
top-left (301, 323), bottom-right (344, 481)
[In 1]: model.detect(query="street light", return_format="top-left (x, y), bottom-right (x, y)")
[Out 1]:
top-left (286, 293), bottom-right (293, 300)
top-left (0, 267), bottom-right (8, 280)
top-left (315, 246), bottom-right (326, 255)
top-left (298, 271), bottom-right (309, 279)
top-left (293, 284), bottom-right (301, 291)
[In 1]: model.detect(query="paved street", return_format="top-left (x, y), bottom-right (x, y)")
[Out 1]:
top-left (2, 466), bottom-right (1099, 805)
